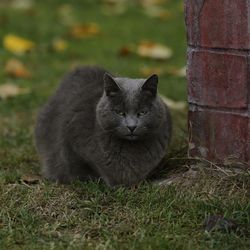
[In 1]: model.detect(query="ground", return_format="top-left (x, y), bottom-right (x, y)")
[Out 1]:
top-left (0, 0), bottom-right (249, 249)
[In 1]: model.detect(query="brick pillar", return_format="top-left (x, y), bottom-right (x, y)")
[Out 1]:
top-left (185, 0), bottom-right (250, 164)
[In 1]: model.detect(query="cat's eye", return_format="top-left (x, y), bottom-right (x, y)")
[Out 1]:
top-left (138, 111), bottom-right (148, 116)
top-left (115, 110), bottom-right (126, 116)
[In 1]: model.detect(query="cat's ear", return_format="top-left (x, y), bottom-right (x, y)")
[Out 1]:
top-left (141, 74), bottom-right (158, 96)
top-left (103, 73), bottom-right (120, 97)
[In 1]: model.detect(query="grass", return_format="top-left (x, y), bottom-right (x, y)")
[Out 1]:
top-left (0, 0), bottom-right (249, 249)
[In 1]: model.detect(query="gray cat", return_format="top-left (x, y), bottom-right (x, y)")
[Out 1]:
top-left (35, 66), bottom-right (171, 187)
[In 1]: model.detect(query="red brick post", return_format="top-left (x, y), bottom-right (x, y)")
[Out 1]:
top-left (185, 0), bottom-right (250, 164)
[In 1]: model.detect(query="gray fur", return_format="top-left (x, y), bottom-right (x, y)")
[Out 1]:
top-left (35, 66), bottom-right (171, 187)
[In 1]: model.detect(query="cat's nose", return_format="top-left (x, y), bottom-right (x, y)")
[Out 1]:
top-left (127, 125), bottom-right (137, 132)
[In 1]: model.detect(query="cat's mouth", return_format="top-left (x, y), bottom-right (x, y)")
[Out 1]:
top-left (125, 134), bottom-right (139, 141)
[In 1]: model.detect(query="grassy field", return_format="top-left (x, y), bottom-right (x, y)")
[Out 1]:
top-left (0, 0), bottom-right (249, 249)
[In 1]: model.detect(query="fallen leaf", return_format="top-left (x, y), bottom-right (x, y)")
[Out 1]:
top-left (52, 38), bottom-right (68, 52)
top-left (3, 34), bottom-right (35, 55)
top-left (21, 174), bottom-right (41, 184)
top-left (118, 46), bottom-right (133, 56)
top-left (139, 66), bottom-right (164, 77)
top-left (160, 95), bottom-right (187, 110)
top-left (0, 83), bottom-right (30, 99)
top-left (166, 66), bottom-right (186, 77)
top-left (11, 0), bottom-right (33, 10)
top-left (69, 23), bottom-right (100, 39)
top-left (5, 58), bottom-right (31, 78)
top-left (137, 41), bottom-right (173, 60)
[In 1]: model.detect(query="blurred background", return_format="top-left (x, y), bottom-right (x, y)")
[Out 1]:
top-left (0, 0), bottom-right (187, 180)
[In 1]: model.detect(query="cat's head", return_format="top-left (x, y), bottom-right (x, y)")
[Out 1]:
top-left (96, 73), bottom-right (165, 141)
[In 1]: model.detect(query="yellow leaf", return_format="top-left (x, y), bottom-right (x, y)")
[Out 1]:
top-left (3, 34), bottom-right (35, 55)
top-left (5, 58), bottom-right (31, 78)
top-left (69, 23), bottom-right (100, 39)
top-left (137, 41), bottom-right (173, 60)
top-left (0, 83), bottom-right (30, 99)
top-left (52, 38), bottom-right (68, 52)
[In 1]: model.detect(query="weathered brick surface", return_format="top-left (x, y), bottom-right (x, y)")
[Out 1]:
top-left (189, 110), bottom-right (249, 162)
top-left (187, 49), bottom-right (249, 108)
top-left (248, 121), bottom-right (250, 162)
top-left (186, 0), bottom-right (250, 164)
top-left (185, 0), bottom-right (250, 50)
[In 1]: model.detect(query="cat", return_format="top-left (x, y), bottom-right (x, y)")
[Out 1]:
top-left (35, 66), bottom-right (172, 187)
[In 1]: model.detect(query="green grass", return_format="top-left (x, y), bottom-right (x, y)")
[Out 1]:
top-left (0, 0), bottom-right (249, 249)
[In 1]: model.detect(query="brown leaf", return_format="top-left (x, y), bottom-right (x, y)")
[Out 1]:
top-left (137, 41), bottom-right (173, 60)
top-left (118, 46), bottom-right (132, 57)
top-left (21, 174), bottom-right (41, 184)
top-left (69, 23), bottom-right (100, 39)
top-left (0, 83), bottom-right (30, 99)
top-left (5, 58), bottom-right (31, 78)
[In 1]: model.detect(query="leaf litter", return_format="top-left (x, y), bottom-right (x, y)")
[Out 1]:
top-left (51, 38), bottom-right (68, 52)
top-left (21, 174), bottom-right (41, 185)
top-left (5, 58), bottom-right (32, 78)
top-left (3, 34), bottom-right (35, 55)
top-left (69, 23), bottom-right (101, 39)
top-left (139, 66), bottom-right (186, 78)
top-left (0, 83), bottom-right (30, 99)
top-left (119, 41), bottom-right (173, 60)
top-left (137, 41), bottom-right (173, 60)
